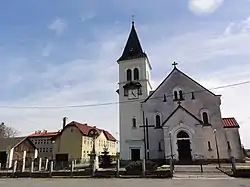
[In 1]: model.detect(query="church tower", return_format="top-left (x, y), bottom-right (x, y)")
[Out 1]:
top-left (117, 21), bottom-right (152, 160)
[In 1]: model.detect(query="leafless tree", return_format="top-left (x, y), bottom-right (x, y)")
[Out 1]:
top-left (0, 122), bottom-right (19, 138)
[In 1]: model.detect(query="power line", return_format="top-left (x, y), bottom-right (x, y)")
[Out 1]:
top-left (0, 79), bottom-right (249, 110)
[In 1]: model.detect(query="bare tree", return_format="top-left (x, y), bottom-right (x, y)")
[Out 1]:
top-left (0, 122), bottom-right (19, 138)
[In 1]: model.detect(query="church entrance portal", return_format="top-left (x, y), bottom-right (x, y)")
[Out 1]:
top-left (177, 131), bottom-right (192, 163)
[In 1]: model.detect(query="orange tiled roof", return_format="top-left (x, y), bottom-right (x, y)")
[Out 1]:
top-left (69, 121), bottom-right (117, 141)
top-left (222, 118), bottom-right (240, 128)
top-left (28, 131), bottom-right (59, 138)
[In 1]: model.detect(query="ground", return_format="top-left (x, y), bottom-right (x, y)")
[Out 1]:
top-left (0, 179), bottom-right (250, 187)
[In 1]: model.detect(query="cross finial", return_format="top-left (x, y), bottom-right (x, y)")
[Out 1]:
top-left (131, 14), bottom-right (135, 25)
top-left (172, 61), bottom-right (178, 68)
top-left (177, 100), bottom-right (181, 105)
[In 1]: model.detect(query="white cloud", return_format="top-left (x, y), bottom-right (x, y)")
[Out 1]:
top-left (224, 22), bottom-right (235, 36)
top-left (224, 16), bottom-right (250, 36)
top-left (48, 18), bottom-right (67, 36)
top-left (189, 0), bottom-right (224, 14)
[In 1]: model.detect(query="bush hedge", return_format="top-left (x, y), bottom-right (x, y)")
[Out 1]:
top-left (125, 160), bottom-right (157, 172)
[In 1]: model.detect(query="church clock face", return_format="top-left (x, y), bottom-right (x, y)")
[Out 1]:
top-left (128, 89), bottom-right (139, 99)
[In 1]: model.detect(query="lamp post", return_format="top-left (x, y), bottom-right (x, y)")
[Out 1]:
top-left (169, 131), bottom-right (174, 172)
top-left (169, 131), bottom-right (173, 161)
top-left (213, 129), bottom-right (221, 168)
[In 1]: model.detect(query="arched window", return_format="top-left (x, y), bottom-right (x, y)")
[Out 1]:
top-left (177, 131), bottom-right (189, 138)
top-left (174, 91), bottom-right (178, 101)
top-left (155, 115), bottom-right (161, 128)
top-left (202, 112), bottom-right (209, 124)
top-left (133, 68), bottom-right (139, 80)
top-left (179, 90), bottom-right (184, 100)
top-left (126, 69), bottom-right (132, 81)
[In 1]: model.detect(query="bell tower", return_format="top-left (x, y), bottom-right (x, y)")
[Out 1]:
top-left (117, 21), bottom-right (152, 160)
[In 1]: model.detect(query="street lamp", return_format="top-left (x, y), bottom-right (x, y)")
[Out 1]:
top-left (169, 131), bottom-right (174, 172)
top-left (169, 131), bottom-right (173, 161)
top-left (213, 129), bottom-right (221, 168)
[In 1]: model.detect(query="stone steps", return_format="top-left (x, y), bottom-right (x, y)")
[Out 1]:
top-left (172, 165), bottom-right (231, 179)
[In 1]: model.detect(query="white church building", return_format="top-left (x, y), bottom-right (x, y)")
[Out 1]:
top-left (117, 21), bottom-right (244, 163)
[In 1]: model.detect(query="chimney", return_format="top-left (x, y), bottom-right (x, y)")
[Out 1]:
top-left (63, 117), bottom-right (67, 128)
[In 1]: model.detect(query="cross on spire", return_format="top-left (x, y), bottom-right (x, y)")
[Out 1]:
top-left (172, 61), bottom-right (178, 68)
top-left (131, 14), bottom-right (135, 25)
top-left (177, 100), bottom-right (182, 105)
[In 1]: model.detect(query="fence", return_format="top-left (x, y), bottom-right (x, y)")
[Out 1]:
top-left (0, 157), bottom-right (172, 178)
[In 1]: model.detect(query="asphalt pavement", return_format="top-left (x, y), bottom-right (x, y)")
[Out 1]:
top-left (0, 178), bottom-right (250, 187)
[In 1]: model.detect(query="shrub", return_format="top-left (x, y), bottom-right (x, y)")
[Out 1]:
top-left (125, 160), bottom-right (157, 172)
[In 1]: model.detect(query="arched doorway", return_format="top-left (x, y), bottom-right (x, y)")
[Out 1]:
top-left (177, 131), bottom-right (192, 163)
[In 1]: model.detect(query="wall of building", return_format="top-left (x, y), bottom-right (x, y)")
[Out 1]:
top-left (53, 126), bottom-right (82, 161)
top-left (118, 58), bottom-right (151, 160)
top-left (225, 128), bottom-right (244, 160)
top-left (29, 137), bottom-right (54, 159)
top-left (143, 68), bottom-right (231, 160)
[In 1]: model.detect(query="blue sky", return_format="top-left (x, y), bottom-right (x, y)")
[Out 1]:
top-left (1, 0), bottom-right (250, 147)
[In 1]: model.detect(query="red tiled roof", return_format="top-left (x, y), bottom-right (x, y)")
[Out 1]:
top-left (28, 131), bottom-right (59, 138)
top-left (69, 121), bottom-right (117, 141)
top-left (222, 118), bottom-right (240, 128)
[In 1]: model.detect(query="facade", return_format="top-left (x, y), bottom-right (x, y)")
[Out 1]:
top-left (52, 121), bottom-right (117, 163)
top-left (0, 137), bottom-right (37, 168)
top-left (117, 22), bottom-right (244, 163)
top-left (28, 130), bottom-right (59, 159)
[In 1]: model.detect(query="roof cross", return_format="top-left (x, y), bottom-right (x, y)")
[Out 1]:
top-left (172, 61), bottom-right (178, 68)
top-left (131, 14), bottom-right (135, 25)
top-left (177, 100), bottom-right (182, 105)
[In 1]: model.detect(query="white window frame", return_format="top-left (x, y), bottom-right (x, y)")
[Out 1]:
top-left (200, 109), bottom-right (210, 124)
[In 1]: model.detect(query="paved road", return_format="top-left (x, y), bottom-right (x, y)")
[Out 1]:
top-left (0, 178), bottom-right (250, 187)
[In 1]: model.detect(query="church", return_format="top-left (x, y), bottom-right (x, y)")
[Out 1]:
top-left (117, 21), bottom-right (244, 163)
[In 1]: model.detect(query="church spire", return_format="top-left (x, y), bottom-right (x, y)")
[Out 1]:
top-left (117, 21), bottom-right (147, 62)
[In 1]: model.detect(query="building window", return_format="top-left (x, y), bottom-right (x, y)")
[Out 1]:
top-left (173, 91), bottom-right (178, 101)
top-left (132, 118), bottom-right (136, 128)
top-left (155, 115), bottom-right (161, 128)
top-left (179, 90), bottom-right (184, 100)
top-left (208, 141), bottom-right (212, 151)
top-left (173, 87), bottom-right (185, 101)
top-left (227, 141), bottom-right (231, 150)
top-left (191, 92), bottom-right (195, 100)
top-left (133, 68), bottom-right (139, 80)
top-left (158, 142), bottom-right (162, 152)
top-left (126, 69), bottom-right (132, 81)
top-left (202, 112), bottom-right (209, 124)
